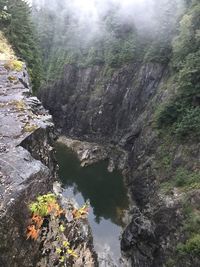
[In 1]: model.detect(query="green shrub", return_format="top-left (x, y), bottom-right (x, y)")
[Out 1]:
top-left (156, 101), bottom-right (200, 140)
top-left (172, 3), bottom-right (200, 68)
top-left (174, 107), bottom-right (200, 139)
top-left (174, 168), bottom-right (189, 187)
top-left (184, 213), bottom-right (200, 234)
top-left (144, 41), bottom-right (172, 64)
top-left (29, 193), bottom-right (57, 217)
top-left (156, 100), bottom-right (184, 128)
top-left (177, 234), bottom-right (200, 257)
top-left (173, 168), bottom-right (200, 188)
top-left (177, 51), bottom-right (200, 98)
top-left (156, 1), bottom-right (200, 140)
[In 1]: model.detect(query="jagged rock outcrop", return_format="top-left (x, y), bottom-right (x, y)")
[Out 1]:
top-left (39, 62), bottom-right (200, 267)
top-left (57, 136), bottom-right (128, 172)
top-left (0, 60), bottom-right (56, 267)
top-left (0, 61), bottom-right (97, 267)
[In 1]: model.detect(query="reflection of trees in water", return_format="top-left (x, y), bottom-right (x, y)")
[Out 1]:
top-left (56, 144), bottom-right (128, 226)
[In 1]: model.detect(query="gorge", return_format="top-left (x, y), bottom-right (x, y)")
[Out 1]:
top-left (0, 0), bottom-right (200, 266)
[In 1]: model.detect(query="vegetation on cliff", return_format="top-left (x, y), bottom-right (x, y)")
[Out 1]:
top-left (33, 0), bottom-right (200, 142)
top-left (1, 0), bottom-right (199, 266)
top-left (157, 0), bottom-right (200, 140)
top-left (26, 193), bottom-right (90, 266)
top-left (0, 0), bottom-right (43, 91)
top-left (0, 31), bottom-right (15, 59)
top-left (32, 2), bottom-right (200, 264)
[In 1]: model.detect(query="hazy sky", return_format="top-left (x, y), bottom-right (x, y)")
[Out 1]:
top-left (30, 0), bottom-right (184, 38)
top-left (30, 0), bottom-right (156, 28)
top-left (29, 0), bottom-right (154, 15)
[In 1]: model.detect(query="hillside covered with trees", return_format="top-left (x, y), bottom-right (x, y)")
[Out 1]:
top-left (32, 0), bottom-right (181, 79)
top-left (0, 0), bottom-right (200, 266)
top-left (0, 0), bottom-right (43, 91)
top-left (32, 0), bottom-right (200, 141)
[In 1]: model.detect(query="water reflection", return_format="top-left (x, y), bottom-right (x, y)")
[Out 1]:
top-left (56, 143), bottom-right (128, 226)
top-left (56, 142), bottom-right (129, 264)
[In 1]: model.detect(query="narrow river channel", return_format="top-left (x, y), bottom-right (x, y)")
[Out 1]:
top-left (56, 142), bottom-right (129, 266)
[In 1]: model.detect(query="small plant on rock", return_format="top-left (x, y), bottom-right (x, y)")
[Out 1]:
top-left (4, 59), bottom-right (23, 71)
top-left (26, 193), bottom-right (89, 266)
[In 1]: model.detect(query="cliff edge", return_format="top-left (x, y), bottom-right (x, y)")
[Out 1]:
top-left (0, 58), bottom-right (97, 267)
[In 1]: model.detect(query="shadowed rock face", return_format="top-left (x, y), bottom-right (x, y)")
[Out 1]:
top-left (39, 62), bottom-right (200, 267)
top-left (0, 61), bottom-right (97, 267)
top-left (39, 63), bottom-right (179, 267)
top-left (39, 63), bottom-right (166, 142)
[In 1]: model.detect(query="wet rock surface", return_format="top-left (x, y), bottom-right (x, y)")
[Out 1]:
top-left (0, 61), bottom-right (97, 267)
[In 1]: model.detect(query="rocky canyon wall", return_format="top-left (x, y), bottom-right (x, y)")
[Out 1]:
top-left (39, 62), bottom-right (200, 267)
top-left (0, 60), bottom-right (97, 267)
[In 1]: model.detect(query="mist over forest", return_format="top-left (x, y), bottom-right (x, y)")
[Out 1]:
top-left (31, 0), bottom-right (186, 80)
top-left (0, 0), bottom-right (200, 266)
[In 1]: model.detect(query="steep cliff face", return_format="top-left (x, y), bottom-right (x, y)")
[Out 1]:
top-left (0, 60), bottom-right (57, 266)
top-left (40, 63), bottom-right (167, 142)
top-left (39, 61), bottom-right (200, 267)
top-left (39, 62), bottom-right (169, 211)
top-left (0, 60), bottom-right (97, 267)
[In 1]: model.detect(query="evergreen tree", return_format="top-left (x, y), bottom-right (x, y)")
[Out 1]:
top-left (157, 0), bottom-right (200, 139)
top-left (0, 0), bottom-right (43, 92)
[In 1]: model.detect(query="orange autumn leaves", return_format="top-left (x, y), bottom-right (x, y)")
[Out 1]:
top-left (26, 194), bottom-right (65, 241)
top-left (26, 194), bottom-right (89, 241)
top-left (72, 203), bottom-right (89, 220)
top-left (27, 225), bottom-right (40, 241)
top-left (26, 214), bottom-right (44, 240)
top-left (26, 193), bottom-right (90, 265)
top-left (47, 202), bottom-right (65, 217)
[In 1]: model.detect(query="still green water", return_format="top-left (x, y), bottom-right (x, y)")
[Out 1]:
top-left (56, 143), bottom-right (129, 264)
